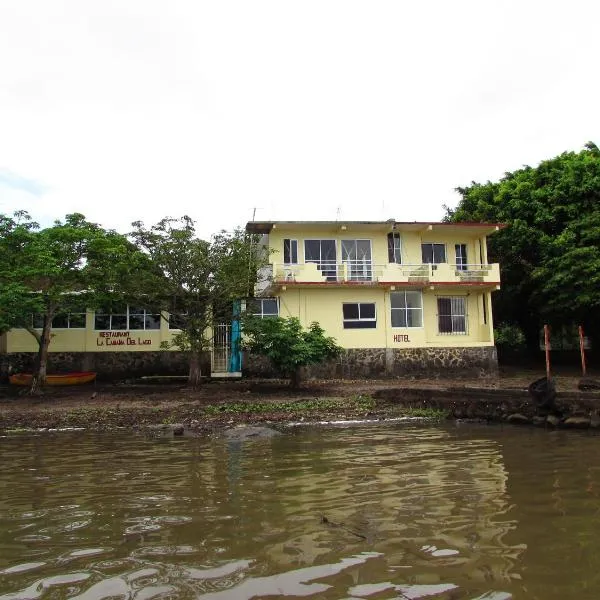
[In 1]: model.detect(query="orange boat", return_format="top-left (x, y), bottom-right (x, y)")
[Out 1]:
top-left (9, 371), bottom-right (97, 386)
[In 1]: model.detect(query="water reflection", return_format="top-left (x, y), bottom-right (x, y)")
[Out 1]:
top-left (1, 425), bottom-right (596, 599)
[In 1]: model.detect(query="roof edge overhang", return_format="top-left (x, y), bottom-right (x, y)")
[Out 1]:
top-left (245, 220), bottom-right (505, 236)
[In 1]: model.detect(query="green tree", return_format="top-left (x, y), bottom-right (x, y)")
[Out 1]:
top-left (130, 217), bottom-right (265, 386)
top-left (242, 316), bottom-right (342, 388)
top-left (0, 212), bottom-right (42, 333)
top-left (0, 212), bottom-right (148, 392)
top-left (445, 142), bottom-right (600, 351)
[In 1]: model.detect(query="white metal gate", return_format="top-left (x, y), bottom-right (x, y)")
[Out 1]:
top-left (212, 323), bottom-right (231, 373)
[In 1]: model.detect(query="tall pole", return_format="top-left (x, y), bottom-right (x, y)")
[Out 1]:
top-left (579, 325), bottom-right (587, 376)
top-left (544, 324), bottom-right (551, 380)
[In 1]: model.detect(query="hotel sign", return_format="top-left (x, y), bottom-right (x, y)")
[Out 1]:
top-left (393, 334), bottom-right (410, 343)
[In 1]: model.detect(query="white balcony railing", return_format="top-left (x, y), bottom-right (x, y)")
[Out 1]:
top-left (269, 262), bottom-right (500, 285)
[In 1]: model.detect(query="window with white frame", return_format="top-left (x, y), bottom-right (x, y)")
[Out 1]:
top-left (387, 232), bottom-right (402, 263)
top-left (249, 298), bottom-right (279, 318)
top-left (390, 291), bottom-right (422, 327)
top-left (95, 306), bottom-right (161, 330)
top-left (421, 243), bottom-right (446, 264)
top-left (32, 310), bottom-right (86, 329)
top-left (437, 297), bottom-right (467, 334)
top-left (342, 302), bottom-right (376, 329)
top-left (283, 239), bottom-right (298, 264)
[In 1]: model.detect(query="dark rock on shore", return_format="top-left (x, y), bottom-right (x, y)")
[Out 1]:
top-left (507, 413), bottom-right (530, 425)
top-left (579, 378), bottom-right (600, 391)
top-left (563, 416), bottom-right (591, 429)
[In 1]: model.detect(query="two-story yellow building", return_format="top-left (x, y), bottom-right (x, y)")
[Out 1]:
top-left (245, 220), bottom-right (502, 378)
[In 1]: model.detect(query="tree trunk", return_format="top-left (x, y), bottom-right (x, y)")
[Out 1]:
top-left (188, 351), bottom-right (202, 387)
top-left (289, 366), bottom-right (302, 389)
top-left (30, 315), bottom-right (52, 394)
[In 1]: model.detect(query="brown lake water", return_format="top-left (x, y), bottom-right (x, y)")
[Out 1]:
top-left (1, 423), bottom-right (600, 600)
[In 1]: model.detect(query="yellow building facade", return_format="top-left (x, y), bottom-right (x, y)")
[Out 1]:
top-left (246, 220), bottom-right (502, 378)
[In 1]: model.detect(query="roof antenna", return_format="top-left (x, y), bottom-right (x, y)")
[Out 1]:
top-left (336, 206), bottom-right (341, 221)
top-left (251, 207), bottom-right (259, 221)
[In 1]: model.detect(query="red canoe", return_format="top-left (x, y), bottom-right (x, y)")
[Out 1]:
top-left (9, 371), bottom-right (97, 386)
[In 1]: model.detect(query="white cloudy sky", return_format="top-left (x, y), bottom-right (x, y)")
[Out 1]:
top-left (0, 0), bottom-right (598, 238)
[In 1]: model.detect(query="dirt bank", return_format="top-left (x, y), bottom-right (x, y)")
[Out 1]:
top-left (1, 368), bottom-right (599, 433)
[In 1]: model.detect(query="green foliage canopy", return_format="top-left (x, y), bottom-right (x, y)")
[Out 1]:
top-left (0, 211), bottom-right (150, 390)
top-left (130, 217), bottom-right (265, 385)
top-left (243, 316), bottom-right (342, 387)
top-left (446, 142), bottom-right (600, 347)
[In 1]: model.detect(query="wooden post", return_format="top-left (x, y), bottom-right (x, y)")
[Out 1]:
top-left (579, 325), bottom-right (587, 376)
top-left (544, 324), bottom-right (551, 380)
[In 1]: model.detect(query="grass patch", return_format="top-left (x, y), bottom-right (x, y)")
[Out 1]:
top-left (396, 407), bottom-right (449, 419)
top-left (203, 394), bottom-right (376, 415)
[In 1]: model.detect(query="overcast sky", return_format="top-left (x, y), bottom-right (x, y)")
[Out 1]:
top-left (0, 0), bottom-right (598, 238)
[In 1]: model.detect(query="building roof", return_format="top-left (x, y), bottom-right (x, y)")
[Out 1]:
top-left (245, 220), bottom-right (505, 236)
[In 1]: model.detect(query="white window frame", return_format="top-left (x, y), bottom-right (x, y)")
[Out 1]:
top-left (390, 291), bottom-right (423, 328)
top-left (387, 232), bottom-right (402, 264)
top-left (421, 242), bottom-right (447, 264)
top-left (342, 302), bottom-right (377, 329)
top-left (341, 238), bottom-right (373, 281)
top-left (455, 243), bottom-right (468, 270)
top-left (304, 238), bottom-right (338, 281)
top-left (437, 296), bottom-right (468, 335)
top-left (283, 238), bottom-right (298, 264)
top-left (251, 297), bottom-right (279, 318)
top-left (32, 311), bottom-right (87, 330)
top-left (94, 306), bottom-right (161, 331)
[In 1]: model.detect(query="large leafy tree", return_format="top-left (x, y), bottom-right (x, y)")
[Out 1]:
top-left (242, 316), bottom-right (342, 388)
top-left (445, 142), bottom-right (600, 351)
top-left (0, 212), bottom-right (149, 392)
top-left (130, 216), bottom-right (265, 386)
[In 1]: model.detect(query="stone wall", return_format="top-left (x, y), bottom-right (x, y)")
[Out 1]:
top-left (0, 351), bottom-right (208, 381)
top-left (244, 346), bottom-right (498, 380)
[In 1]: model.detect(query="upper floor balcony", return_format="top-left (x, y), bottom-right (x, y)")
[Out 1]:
top-left (257, 260), bottom-right (501, 293)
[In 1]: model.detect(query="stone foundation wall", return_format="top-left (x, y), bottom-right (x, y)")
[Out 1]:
top-left (244, 346), bottom-right (498, 380)
top-left (0, 351), bottom-right (207, 381)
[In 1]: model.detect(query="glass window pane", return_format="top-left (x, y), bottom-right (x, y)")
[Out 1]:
top-left (390, 292), bottom-right (405, 309)
top-left (129, 314), bottom-right (145, 329)
top-left (341, 240), bottom-right (355, 261)
top-left (437, 298), bottom-right (451, 315)
top-left (421, 244), bottom-right (433, 263)
top-left (262, 299), bottom-right (278, 315)
top-left (387, 233), bottom-right (395, 263)
top-left (343, 304), bottom-right (359, 320)
top-left (438, 314), bottom-right (452, 333)
top-left (407, 309), bottom-right (422, 327)
top-left (344, 320), bottom-right (376, 329)
top-left (452, 316), bottom-right (466, 333)
top-left (70, 313), bottom-right (86, 328)
top-left (405, 291), bottom-right (422, 309)
top-left (304, 240), bottom-right (320, 262)
top-left (357, 240), bottom-right (371, 260)
top-left (391, 310), bottom-right (407, 328)
top-left (95, 314), bottom-right (110, 330)
top-left (360, 303), bottom-right (375, 319)
top-left (111, 315), bottom-right (127, 330)
top-left (433, 244), bottom-right (446, 263)
top-left (52, 314), bottom-right (68, 328)
top-left (145, 314), bottom-right (161, 330)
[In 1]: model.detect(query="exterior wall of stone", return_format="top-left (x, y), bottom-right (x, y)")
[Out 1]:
top-left (0, 351), bottom-right (209, 381)
top-left (244, 346), bottom-right (498, 380)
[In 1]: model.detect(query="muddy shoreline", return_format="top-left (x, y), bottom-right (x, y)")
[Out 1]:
top-left (2, 370), bottom-right (600, 433)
